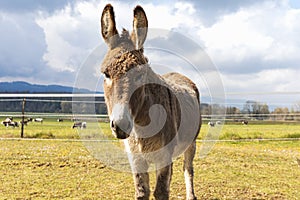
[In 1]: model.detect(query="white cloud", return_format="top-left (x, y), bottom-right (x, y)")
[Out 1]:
top-left (198, 1), bottom-right (300, 71)
top-left (199, 9), bottom-right (274, 63)
top-left (223, 69), bottom-right (296, 92)
top-left (34, 1), bottom-right (201, 76)
top-left (36, 1), bottom-right (105, 72)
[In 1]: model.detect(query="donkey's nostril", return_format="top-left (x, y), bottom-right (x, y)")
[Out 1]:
top-left (110, 118), bottom-right (132, 139)
top-left (110, 120), bottom-right (116, 130)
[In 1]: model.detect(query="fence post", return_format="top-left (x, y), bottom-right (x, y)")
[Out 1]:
top-left (21, 98), bottom-right (26, 138)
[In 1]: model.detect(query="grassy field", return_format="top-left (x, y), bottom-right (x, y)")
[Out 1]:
top-left (1, 117), bottom-right (300, 140)
top-left (0, 118), bottom-right (299, 199)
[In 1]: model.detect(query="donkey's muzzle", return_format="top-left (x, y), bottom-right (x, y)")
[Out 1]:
top-left (110, 119), bottom-right (132, 139)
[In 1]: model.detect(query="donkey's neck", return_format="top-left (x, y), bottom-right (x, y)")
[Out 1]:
top-left (132, 68), bottom-right (170, 127)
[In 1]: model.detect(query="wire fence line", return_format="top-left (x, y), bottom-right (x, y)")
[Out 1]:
top-left (1, 93), bottom-right (300, 121)
top-left (0, 92), bottom-right (298, 105)
top-left (0, 113), bottom-right (107, 118)
top-left (0, 137), bottom-right (299, 143)
top-left (0, 92), bottom-right (299, 105)
top-left (0, 91), bottom-right (300, 97)
top-left (0, 93), bottom-right (105, 98)
top-left (1, 113), bottom-right (300, 120)
top-left (0, 98), bottom-right (105, 104)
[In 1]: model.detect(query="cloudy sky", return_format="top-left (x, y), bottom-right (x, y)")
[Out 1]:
top-left (1, 0), bottom-right (300, 107)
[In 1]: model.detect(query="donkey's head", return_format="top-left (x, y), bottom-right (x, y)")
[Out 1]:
top-left (100, 4), bottom-right (148, 139)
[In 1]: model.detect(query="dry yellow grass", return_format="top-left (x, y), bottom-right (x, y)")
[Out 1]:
top-left (0, 139), bottom-right (299, 199)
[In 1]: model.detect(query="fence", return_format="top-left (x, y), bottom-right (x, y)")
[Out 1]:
top-left (1, 93), bottom-right (300, 139)
top-left (1, 93), bottom-right (300, 120)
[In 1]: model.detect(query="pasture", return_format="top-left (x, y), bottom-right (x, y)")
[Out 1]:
top-left (0, 118), bottom-right (299, 199)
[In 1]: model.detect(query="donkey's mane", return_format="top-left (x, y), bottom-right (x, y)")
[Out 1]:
top-left (120, 28), bottom-right (130, 41)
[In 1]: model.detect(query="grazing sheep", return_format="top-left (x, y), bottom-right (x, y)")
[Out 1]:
top-left (72, 122), bottom-right (87, 129)
top-left (34, 118), bottom-right (43, 123)
top-left (208, 121), bottom-right (215, 127)
top-left (2, 120), bottom-right (19, 128)
top-left (242, 120), bottom-right (248, 125)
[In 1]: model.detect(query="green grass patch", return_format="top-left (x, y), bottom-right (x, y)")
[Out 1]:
top-left (1, 116), bottom-right (300, 141)
top-left (284, 133), bottom-right (300, 138)
top-left (26, 131), bottom-right (55, 139)
top-left (200, 122), bottom-right (300, 140)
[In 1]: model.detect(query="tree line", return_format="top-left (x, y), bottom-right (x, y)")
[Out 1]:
top-left (0, 97), bottom-right (107, 114)
top-left (201, 100), bottom-right (300, 121)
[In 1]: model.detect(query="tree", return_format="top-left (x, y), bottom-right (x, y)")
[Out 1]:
top-left (96, 103), bottom-right (107, 114)
top-left (242, 100), bottom-right (256, 114)
top-left (61, 101), bottom-right (72, 113)
top-left (260, 104), bottom-right (270, 115)
top-left (273, 107), bottom-right (289, 121)
top-left (242, 100), bottom-right (270, 120)
top-left (200, 103), bottom-right (211, 116)
top-left (226, 106), bottom-right (241, 115)
top-left (292, 101), bottom-right (300, 112)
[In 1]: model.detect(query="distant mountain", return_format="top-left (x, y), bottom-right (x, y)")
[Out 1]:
top-left (0, 81), bottom-right (96, 93)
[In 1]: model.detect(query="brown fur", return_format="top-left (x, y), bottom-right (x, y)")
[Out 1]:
top-left (100, 4), bottom-right (201, 200)
top-left (101, 40), bottom-right (147, 78)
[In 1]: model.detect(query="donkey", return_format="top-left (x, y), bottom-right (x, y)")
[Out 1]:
top-left (100, 4), bottom-right (201, 200)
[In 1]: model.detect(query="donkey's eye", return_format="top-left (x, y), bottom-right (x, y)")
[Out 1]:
top-left (103, 72), bottom-right (112, 85)
top-left (103, 72), bottom-right (110, 79)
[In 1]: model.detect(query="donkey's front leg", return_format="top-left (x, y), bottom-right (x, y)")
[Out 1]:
top-left (153, 163), bottom-right (173, 200)
top-left (133, 172), bottom-right (150, 200)
top-left (133, 157), bottom-right (150, 200)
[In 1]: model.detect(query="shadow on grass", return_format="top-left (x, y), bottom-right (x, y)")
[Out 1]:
top-left (26, 132), bottom-right (55, 139)
top-left (284, 133), bottom-right (300, 138)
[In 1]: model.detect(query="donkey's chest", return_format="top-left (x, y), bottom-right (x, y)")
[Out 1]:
top-left (127, 130), bottom-right (177, 152)
top-left (125, 136), bottom-right (175, 164)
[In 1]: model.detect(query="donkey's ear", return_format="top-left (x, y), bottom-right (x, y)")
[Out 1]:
top-left (101, 4), bottom-right (119, 48)
top-left (131, 5), bottom-right (148, 50)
